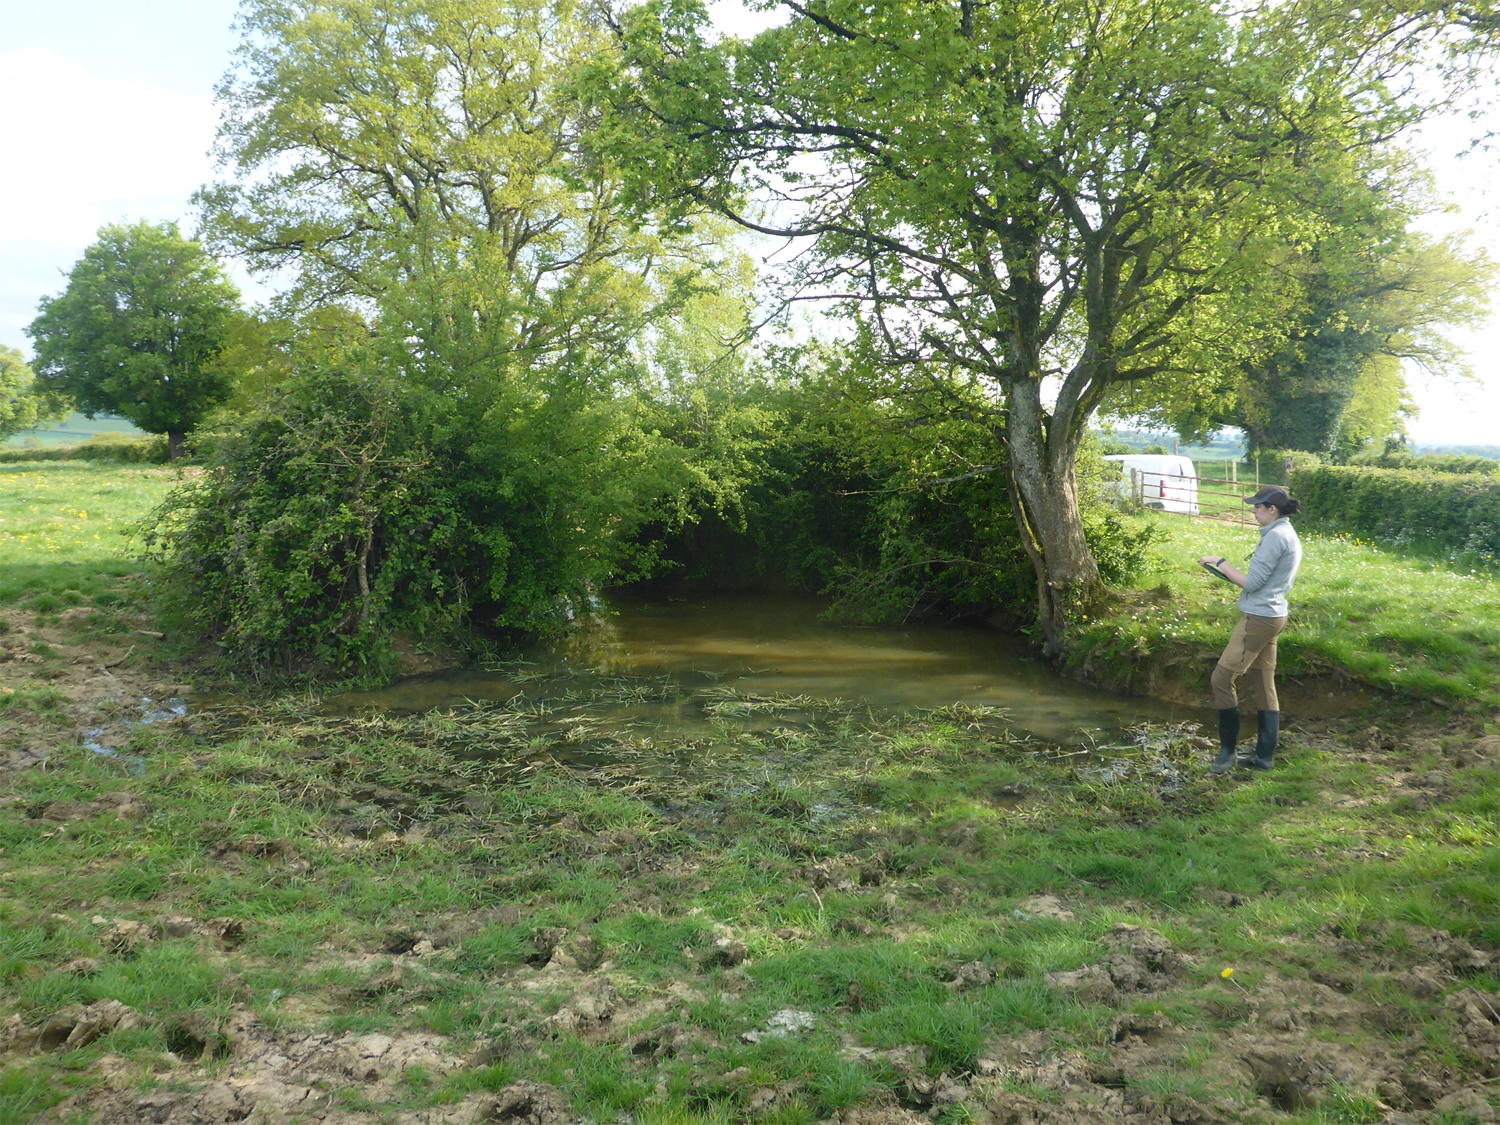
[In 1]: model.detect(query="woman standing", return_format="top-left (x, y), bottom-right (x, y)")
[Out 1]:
top-left (1198, 486), bottom-right (1303, 774)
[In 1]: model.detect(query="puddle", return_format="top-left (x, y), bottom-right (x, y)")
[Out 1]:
top-left (331, 593), bottom-right (1211, 747)
top-left (140, 698), bottom-right (188, 725)
top-left (80, 696), bottom-right (189, 774)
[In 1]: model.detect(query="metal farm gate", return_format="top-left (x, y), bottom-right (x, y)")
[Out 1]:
top-left (1118, 456), bottom-right (1285, 525)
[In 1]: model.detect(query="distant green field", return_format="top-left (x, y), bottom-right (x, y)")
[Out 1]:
top-left (4, 412), bottom-right (147, 448)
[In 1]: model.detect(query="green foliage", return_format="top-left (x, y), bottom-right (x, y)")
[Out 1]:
top-left (592, 0), bottom-right (1486, 649)
top-left (653, 353), bottom-right (1156, 626)
top-left (198, 0), bottom-right (707, 356)
top-left (1332, 355), bottom-right (1416, 460)
top-left (152, 0), bottom-right (769, 674)
top-left (25, 222), bottom-right (241, 452)
top-left (1237, 231), bottom-right (1489, 455)
top-left (1290, 464), bottom-right (1500, 562)
top-left (210, 306), bottom-right (368, 419)
top-left (0, 346), bottom-right (61, 442)
top-left (144, 355), bottom-right (710, 675)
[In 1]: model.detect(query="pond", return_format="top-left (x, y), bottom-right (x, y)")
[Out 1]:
top-left (332, 593), bottom-right (1208, 747)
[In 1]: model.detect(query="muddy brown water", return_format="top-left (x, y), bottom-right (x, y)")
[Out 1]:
top-left (330, 593), bottom-right (1211, 746)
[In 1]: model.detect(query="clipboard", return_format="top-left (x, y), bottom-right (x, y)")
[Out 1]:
top-left (1199, 559), bottom-right (1235, 585)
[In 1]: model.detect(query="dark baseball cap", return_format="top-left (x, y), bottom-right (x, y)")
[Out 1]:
top-left (1245, 486), bottom-right (1290, 506)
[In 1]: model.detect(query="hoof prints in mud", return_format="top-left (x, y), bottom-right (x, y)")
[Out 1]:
top-left (1044, 924), bottom-right (1195, 1006)
top-left (2, 1000), bottom-right (146, 1054)
top-left (40, 1008), bottom-right (518, 1125)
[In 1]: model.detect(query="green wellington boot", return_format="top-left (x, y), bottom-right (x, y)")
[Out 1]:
top-left (1211, 708), bottom-right (1240, 774)
top-left (1240, 711), bottom-right (1279, 770)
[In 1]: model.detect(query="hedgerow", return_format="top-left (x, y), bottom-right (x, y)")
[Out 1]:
top-left (144, 351), bottom-right (1163, 676)
top-left (0, 433), bottom-right (168, 464)
top-left (649, 374), bottom-right (1157, 626)
top-left (1290, 463), bottom-right (1500, 563)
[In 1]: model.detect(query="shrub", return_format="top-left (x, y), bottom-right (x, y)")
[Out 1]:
top-left (143, 361), bottom-right (704, 676)
top-left (70, 433), bottom-right (168, 462)
top-left (650, 377), bottom-right (1155, 624)
top-left (1290, 464), bottom-right (1500, 561)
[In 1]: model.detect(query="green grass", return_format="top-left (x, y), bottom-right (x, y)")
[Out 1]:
top-left (0, 462), bottom-right (182, 612)
top-left (1074, 512), bottom-right (1500, 707)
top-left (0, 688), bottom-right (1494, 1120)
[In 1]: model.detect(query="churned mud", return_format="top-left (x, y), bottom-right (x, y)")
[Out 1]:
top-left (2, 606), bottom-right (1497, 1124)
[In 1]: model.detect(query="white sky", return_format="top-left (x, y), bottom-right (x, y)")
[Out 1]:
top-left (1, 0), bottom-right (1495, 444)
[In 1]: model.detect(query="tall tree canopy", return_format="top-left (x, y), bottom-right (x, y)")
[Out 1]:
top-left (196, 0), bottom-right (740, 385)
top-left (1144, 157), bottom-right (1494, 458)
top-left (26, 222), bottom-right (241, 460)
top-left (590, 0), bottom-right (1493, 653)
top-left (1235, 230), bottom-right (1490, 455)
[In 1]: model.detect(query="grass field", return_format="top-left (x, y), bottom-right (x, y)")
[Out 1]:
top-left (1075, 513), bottom-right (1500, 709)
top-left (3, 412), bottom-right (147, 449)
top-left (0, 461), bottom-right (182, 617)
top-left (0, 684), bottom-right (1495, 1123)
top-left (1, 463), bottom-right (1497, 1124)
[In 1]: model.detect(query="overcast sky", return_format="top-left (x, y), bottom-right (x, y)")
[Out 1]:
top-left (2, 0), bottom-right (1495, 443)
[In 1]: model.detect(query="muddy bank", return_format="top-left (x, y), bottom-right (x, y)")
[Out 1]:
top-left (1056, 612), bottom-right (1426, 721)
top-left (0, 598), bottom-right (196, 772)
top-left (1064, 640), bottom-right (1390, 719)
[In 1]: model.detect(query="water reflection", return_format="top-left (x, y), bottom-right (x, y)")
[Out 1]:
top-left (333, 593), bottom-right (1209, 744)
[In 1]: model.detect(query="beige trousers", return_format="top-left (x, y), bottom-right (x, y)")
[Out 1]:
top-left (1211, 613), bottom-right (1287, 711)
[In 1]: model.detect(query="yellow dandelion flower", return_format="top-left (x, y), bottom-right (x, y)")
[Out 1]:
top-left (1220, 968), bottom-right (1234, 979)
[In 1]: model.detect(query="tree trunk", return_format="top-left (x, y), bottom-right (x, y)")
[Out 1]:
top-left (167, 431), bottom-right (186, 462)
top-left (1004, 383), bottom-right (1103, 660)
top-left (356, 515), bottom-right (377, 630)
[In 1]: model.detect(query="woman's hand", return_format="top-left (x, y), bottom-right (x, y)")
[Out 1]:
top-left (1199, 556), bottom-right (1247, 589)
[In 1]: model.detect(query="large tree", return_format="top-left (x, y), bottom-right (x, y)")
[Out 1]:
top-left (27, 221), bottom-right (241, 460)
top-left (1152, 183), bottom-right (1494, 458)
top-left (590, 0), bottom-right (1490, 654)
top-left (195, 0), bottom-right (744, 388)
top-left (157, 0), bottom-right (761, 669)
top-left (0, 345), bottom-right (62, 441)
top-left (1238, 232), bottom-right (1490, 455)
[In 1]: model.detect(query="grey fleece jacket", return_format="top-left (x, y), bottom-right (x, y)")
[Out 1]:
top-left (1239, 517), bottom-right (1302, 618)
